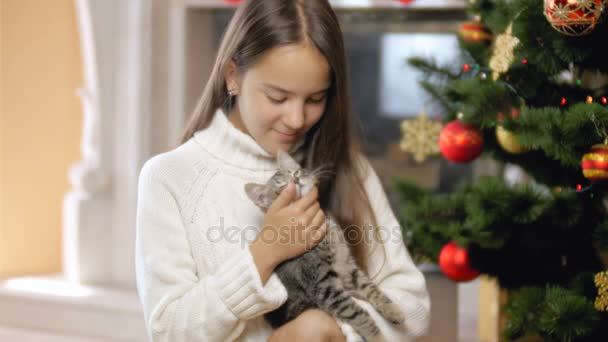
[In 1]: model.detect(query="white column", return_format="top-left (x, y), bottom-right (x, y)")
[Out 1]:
top-left (64, 0), bottom-right (153, 289)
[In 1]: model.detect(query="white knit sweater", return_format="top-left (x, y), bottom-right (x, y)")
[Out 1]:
top-left (135, 109), bottom-right (430, 342)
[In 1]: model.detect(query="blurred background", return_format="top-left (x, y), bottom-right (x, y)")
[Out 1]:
top-left (0, 0), bottom-right (502, 341)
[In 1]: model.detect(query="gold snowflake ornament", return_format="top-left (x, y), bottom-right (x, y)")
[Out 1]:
top-left (594, 270), bottom-right (608, 311)
top-left (399, 110), bottom-right (442, 163)
top-left (489, 23), bottom-right (520, 80)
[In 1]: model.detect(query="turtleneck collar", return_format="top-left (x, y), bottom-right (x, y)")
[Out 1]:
top-left (192, 108), bottom-right (307, 171)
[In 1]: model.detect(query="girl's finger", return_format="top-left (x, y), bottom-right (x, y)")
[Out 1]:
top-left (303, 202), bottom-right (321, 223)
top-left (310, 222), bottom-right (327, 245)
top-left (292, 186), bottom-right (318, 213)
top-left (310, 208), bottom-right (326, 229)
top-left (269, 182), bottom-right (296, 212)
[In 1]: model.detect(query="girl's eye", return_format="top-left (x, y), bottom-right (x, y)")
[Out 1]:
top-left (267, 95), bottom-right (325, 104)
top-left (308, 96), bottom-right (326, 104)
top-left (268, 96), bottom-right (286, 104)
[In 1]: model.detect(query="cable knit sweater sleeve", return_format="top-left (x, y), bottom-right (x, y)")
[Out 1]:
top-left (337, 157), bottom-right (431, 342)
top-left (135, 156), bottom-right (288, 342)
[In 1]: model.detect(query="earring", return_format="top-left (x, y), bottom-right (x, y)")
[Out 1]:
top-left (227, 88), bottom-right (235, 113)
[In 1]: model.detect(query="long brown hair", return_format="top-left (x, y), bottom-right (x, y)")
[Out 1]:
top-left (180, 0), bottom-right (382, 274)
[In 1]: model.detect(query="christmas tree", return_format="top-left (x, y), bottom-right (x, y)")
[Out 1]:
top-left (396, 0), bottom-right (608, 340)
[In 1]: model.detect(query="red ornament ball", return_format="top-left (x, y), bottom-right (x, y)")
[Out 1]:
top-left (544, 0), bottom-right (607, 36)
top-left (582, 144), bottom-right (608, 182)
top-left (439, 242), bottom-right (480, 282)
top-left (439, 120), bottom-right (484, 162)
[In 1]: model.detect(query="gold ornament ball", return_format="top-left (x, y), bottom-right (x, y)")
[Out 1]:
top-left (459, 20), bottom-right (493, 44)
top-left (496, 126), bottom-right (527, 154)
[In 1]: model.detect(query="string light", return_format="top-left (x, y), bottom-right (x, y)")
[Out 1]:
top-left (574, 184), bottom-right (594, 194)
top-left (510, 108), bottom-right (519, 118)
top-left (602, 97), bottom-right (607, 105)
top-left (522, 59), bottom-right (528, 64)
top-left (587, 96), bottom-right (593, 104)
top-left (560, 98), bottom-right (567, 106)
top-left (463, 64), bottom-right (471, 72)
top-left (577, 79), bottom-right (582, 86)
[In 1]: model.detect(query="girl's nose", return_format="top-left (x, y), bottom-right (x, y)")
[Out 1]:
top-left (284, 103), bottom-right (305, 130)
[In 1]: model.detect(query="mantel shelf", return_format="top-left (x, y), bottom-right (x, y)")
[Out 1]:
top-left (183, 0), bottom-right (469, 11)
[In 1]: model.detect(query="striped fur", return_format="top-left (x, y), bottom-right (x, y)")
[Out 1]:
top-left (245, 151), bottom-right (404, 341)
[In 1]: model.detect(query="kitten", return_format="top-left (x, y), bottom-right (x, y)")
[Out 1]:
top-left (245, 150), bottom-right (405, 342)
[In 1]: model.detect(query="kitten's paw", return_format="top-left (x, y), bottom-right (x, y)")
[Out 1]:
top-left (358, 323), bottom-right (382, 342)
top-left (365, 332), bottom-right (384, 342)
top-left (379, 303), bottom-right (405, 325)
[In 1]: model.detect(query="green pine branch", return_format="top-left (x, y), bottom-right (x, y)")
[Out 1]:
top-left (394, 176), bottom-right (608, 269)
top-left (407, 57), bottom-right (462, 80)
top-left (504, 285), bottom-right (601, 341)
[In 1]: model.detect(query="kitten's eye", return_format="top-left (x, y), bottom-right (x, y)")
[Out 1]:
top-left (293, 169), bottom-right (301, 178)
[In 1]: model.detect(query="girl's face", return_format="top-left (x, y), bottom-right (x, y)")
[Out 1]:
top-left (226, 42), bottom-right (331, 156)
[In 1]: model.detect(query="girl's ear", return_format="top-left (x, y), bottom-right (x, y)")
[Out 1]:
top-left (244, 183), bottom-right (268, 204)
top-left (224, 59), bottom-right (239, 95)
top-left (277, 149), bottom-right (300, 171)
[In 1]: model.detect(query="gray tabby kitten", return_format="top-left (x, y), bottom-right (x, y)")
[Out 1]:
top-left (245, 150), bottom-right (405, 342)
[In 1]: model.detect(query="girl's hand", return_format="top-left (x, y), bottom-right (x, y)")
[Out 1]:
top-left (250, 183), bottom-right (327, 281)
top-left (268, 309), bottom-right (346, 342)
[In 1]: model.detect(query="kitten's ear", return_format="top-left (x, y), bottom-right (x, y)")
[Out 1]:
top-left (244, 183), bottom-right (268, 204)
top-left (277, 149), bottom-right (300, 170)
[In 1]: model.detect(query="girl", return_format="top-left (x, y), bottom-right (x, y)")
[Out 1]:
top-left (135, 0), bottom-right (430, 341)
